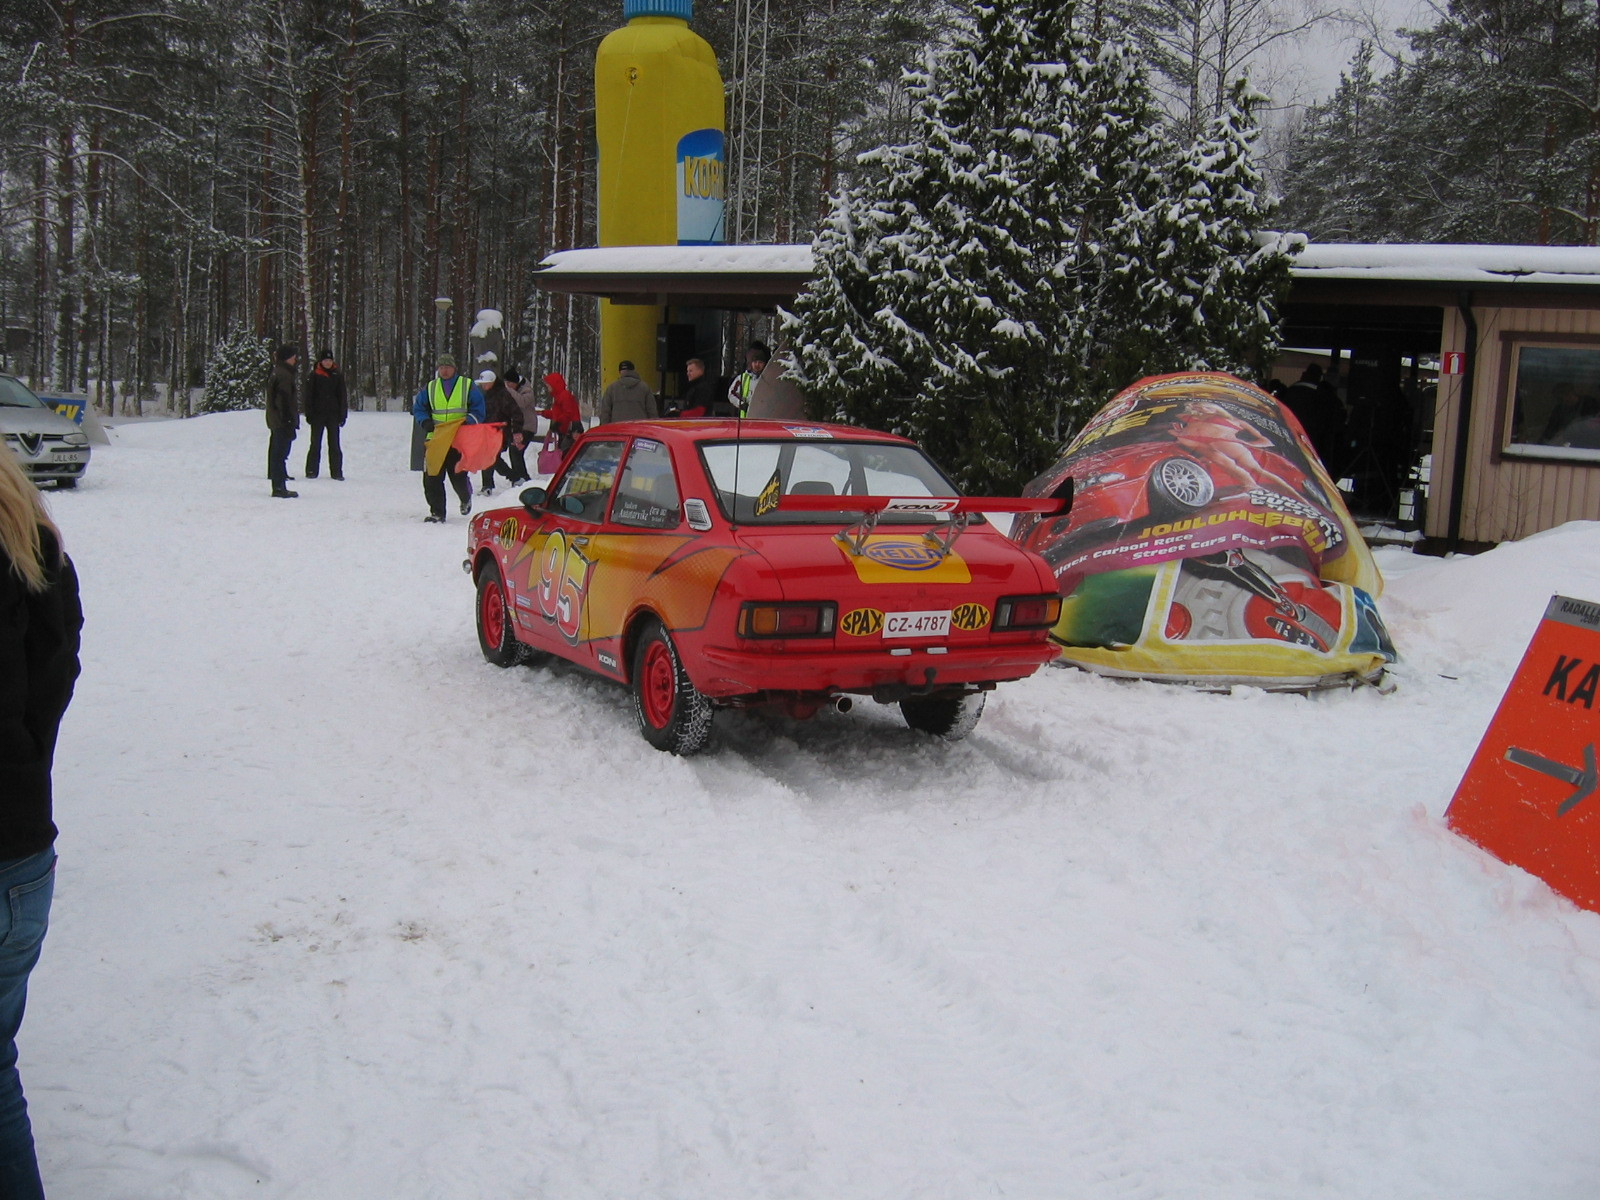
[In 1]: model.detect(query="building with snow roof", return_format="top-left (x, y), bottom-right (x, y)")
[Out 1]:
top-left (533, 242), bottom-right (1600, 551)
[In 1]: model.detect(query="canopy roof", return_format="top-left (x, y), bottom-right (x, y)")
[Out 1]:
top-left (533, 241), bottom-right (1600, 309)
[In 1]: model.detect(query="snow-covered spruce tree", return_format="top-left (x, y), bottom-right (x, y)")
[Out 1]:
top-left (202, 327), bottom-right (273, 413)
top-left (785, 0), bottom-right (1291, 493)
top-left (787, 0), bottom-right (1073, 493)
top-left (1109, 77), bottom-right (1297, 386)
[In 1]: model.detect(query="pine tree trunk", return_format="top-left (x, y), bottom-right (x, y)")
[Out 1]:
top-left (257, 128), bottom-right (275, 336)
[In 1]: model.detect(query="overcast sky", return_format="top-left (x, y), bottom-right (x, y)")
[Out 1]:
top-left (1268, 0), bottom-right (1435, 108)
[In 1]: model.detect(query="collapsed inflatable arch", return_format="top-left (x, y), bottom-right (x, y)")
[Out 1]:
top-left (1011, 372), bottom-right (1396, 690)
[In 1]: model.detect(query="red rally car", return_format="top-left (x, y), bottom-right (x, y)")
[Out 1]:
top-left (464, 419), bottom-right (1068, 754)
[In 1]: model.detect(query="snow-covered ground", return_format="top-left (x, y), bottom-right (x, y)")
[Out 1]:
top-left (28, 411), bottom-right (1600, 1198)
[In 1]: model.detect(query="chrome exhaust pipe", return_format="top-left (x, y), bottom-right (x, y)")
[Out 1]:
top-left (833, 695), bottom-right (855, 714)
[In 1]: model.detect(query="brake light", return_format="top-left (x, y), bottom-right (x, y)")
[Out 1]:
top-left (995, 594), bottom-right (1063, 630)
top-left (738, 602), bottom-right (837, 638)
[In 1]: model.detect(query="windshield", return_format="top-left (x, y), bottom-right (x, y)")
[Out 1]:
top-left (699, 439), bottom-right (959, 524)
top-left (0, 377), bottom-right (46, 410)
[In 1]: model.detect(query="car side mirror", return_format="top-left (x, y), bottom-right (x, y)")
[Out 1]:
top-left (560, 495), bottom-right (586, 516)
top-left (519, 486), bottom-right (547, 511)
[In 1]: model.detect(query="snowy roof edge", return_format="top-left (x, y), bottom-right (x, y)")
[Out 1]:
top-left (538, 242), bottom-right (1600, 288)
top-left (538, 245), bottom-right (815, 276)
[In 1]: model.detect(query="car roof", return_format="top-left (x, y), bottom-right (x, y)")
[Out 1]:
top-left (589, 419), bottom-right (917, 447)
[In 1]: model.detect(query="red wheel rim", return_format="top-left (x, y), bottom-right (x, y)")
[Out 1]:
top-left (481, 580), bottom-right (506, 648)
top-left (641, 640), bottom-right (677, 729)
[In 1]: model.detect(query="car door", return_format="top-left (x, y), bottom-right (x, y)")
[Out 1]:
top-left (579, 435), bottom-right (689, 676)
top-left (524, 438), bottom-right (627, 668)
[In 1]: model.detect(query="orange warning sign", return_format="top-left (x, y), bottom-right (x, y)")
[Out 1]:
top-left (1446, 594), bottom-right (1600, 911)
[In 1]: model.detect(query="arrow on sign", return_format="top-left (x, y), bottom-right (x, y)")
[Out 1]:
top-left (1505, 744), bottom-right (1598, 815)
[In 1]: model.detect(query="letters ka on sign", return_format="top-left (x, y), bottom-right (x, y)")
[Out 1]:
top-left (1446, 595), bottom-right (1600, 912)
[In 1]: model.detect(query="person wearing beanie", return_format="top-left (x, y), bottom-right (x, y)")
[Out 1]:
top-left (501, 368), bottom-right (537, 483)
top-left (265, 344), bottom-right (301, 498)
top-left (726, 340), bottom-right (770, 417)
top-left (411, 353), bottom-right (485, 522)
top-left (303, 348), bottom-right (348, 480)
top-left (596, 360), bottom-right (658, 426)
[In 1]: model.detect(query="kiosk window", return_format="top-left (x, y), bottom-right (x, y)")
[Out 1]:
top-left (1506, 343), bottom-right (1600, 461)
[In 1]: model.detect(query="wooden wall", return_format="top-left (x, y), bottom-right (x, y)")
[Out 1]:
top-left (1428, 304), bottom-right (1600, 543)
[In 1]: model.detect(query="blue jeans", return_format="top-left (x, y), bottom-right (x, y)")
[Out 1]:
top-left (0, 850), bottom-right (55, 1200)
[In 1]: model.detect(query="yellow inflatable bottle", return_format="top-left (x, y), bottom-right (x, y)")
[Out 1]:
top-left (594, 0), bottom-right (726, 384)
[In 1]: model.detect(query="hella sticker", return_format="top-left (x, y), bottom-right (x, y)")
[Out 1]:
top-left (862, 540), bottom-right (945, 571)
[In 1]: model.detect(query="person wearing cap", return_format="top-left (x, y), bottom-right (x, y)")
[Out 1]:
top-left (304, 348), bottom-right (348, 480)
top-left (476, 369), bottom-right (525, 495)
top-left (265, 344), bottom-right (301, 499)
top-left (411, 353), bottom-right (485, 523)
top-left (596, 360), bottom-right (658, 426)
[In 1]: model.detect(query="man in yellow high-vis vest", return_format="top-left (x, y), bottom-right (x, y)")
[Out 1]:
top-left (412, 353), bottom-right (486, 523)
top-left (726, 341), bottom-right (770, 417)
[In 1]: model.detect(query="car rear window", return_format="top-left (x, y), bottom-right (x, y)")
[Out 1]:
top-left (698, 439), bottom-right (958, 524)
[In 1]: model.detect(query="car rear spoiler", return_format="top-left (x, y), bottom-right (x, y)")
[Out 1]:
top-left (776, 495), bottom-right (1070, 515)
top-left (776, 493), bottom-right (1071, 558)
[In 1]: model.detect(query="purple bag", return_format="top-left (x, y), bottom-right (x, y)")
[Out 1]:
top-left (537, 429), bottom-right (564, 475)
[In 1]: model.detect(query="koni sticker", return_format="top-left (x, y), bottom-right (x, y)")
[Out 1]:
top-left (883, 497), bottom-right (960, 514)
top-left (951, 602), bottom-right (991, 631)
top-left (840, 607), bottom-right (885, 636)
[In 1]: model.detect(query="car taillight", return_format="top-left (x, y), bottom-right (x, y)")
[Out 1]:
top-left (738, 602), bottom-right (837, 638)
top-left (994, 594), bottom-right (1062, 630)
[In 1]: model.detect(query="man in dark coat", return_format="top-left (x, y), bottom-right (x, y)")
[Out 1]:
top-left (672, 357), bottom-right (720, 418)
top-left (303, 349), bottom-right (348, 481)
top-left (596, 361), bottom-right (658, 425)
top-left (265, 345), bottom-right (301, 499)
top-left (1280, 363), bottom-right (1347, 475)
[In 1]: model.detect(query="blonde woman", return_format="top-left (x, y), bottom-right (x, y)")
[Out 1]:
top-left (0, 443), bottom-right (81, 1198)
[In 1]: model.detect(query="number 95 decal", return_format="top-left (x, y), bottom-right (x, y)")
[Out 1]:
top-left (536, 530), bottom-right (594, 645)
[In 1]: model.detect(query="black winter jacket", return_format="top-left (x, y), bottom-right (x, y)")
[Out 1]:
top-left (266, 363), bottom-right (301, 432)
top-left (0, 527), bottom-right (82, 860)
top-left (483, 383), bottom-right (525, 437)
top-left (304, 365), bottom-right (348, 427)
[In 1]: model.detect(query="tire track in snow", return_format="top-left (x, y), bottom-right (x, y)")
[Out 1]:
top-left (828, 893), bottom-right (1161, 1200)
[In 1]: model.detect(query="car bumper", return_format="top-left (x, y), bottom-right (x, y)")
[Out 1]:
top-left (695, 638), bottom-right (1056, 698)
top-left (12, 449), bottom-right (89, 482)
